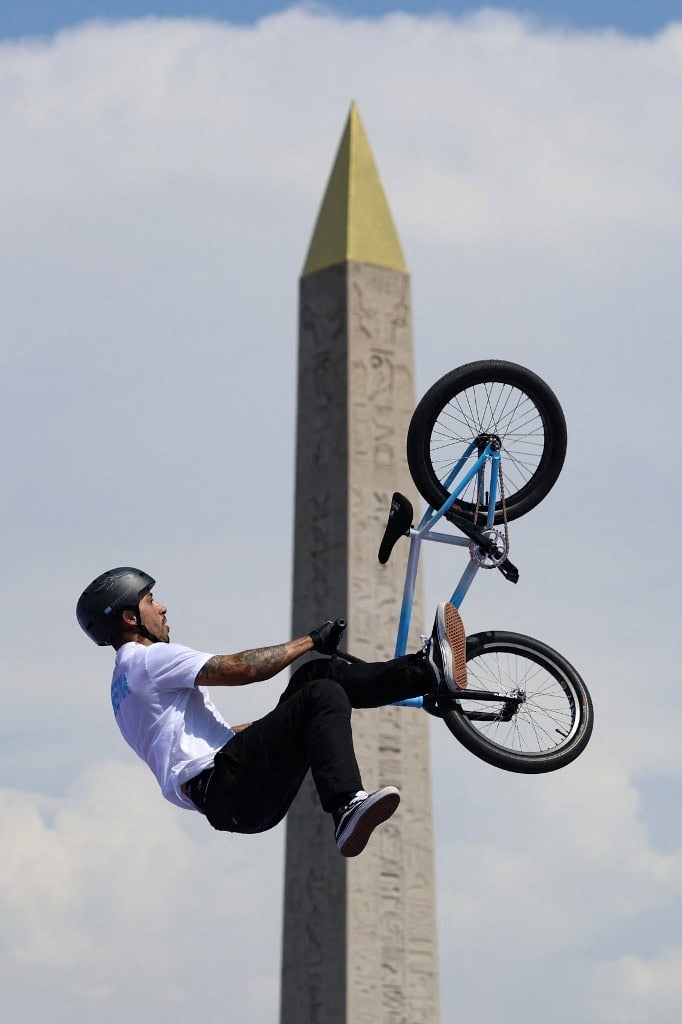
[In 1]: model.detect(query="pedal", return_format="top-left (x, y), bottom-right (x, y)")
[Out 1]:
top-left (498, 558), bottom-right (519, 584)
top-left (378, 492), bottom-right (413, 564)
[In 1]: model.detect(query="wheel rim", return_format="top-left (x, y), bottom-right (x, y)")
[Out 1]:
top-left (457, 645), bottom-right (581, 757)
top-left (428, 379), bottom-right (551, 513)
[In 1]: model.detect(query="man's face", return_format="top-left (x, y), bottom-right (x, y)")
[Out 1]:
top-left (138, 591), bottom-right (170, 644)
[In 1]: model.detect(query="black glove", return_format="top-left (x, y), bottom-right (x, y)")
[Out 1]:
top-left (309, 618), bottom-right (346, 655)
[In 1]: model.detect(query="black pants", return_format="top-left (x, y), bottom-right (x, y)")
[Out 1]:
top-left (187, 653), bottom-right (431, 834)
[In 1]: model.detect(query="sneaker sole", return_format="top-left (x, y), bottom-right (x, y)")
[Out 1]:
top-left (441, 603), bottom-right (468, 691)
top-left (337, 789), bottom-right (400, 858)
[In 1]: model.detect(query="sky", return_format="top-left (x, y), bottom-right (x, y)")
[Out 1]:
top-left (3, 0), bottom-right (682, 37)
top-left (1, 3), bottom-right (682, 1023)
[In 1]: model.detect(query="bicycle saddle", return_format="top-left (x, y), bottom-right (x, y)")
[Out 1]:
top-left (378, 492), bottom-right (413, 564)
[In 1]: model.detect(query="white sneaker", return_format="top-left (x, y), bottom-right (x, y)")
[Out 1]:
top-left (333, 787), bottom-right (400, 857)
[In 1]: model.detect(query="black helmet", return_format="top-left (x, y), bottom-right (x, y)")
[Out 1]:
top-left (77, 567), bottom-right (156, 646)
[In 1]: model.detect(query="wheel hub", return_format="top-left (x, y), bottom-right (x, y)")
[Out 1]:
top-left (475, 433), bottom-right (502, 452)
top-left (499, 689), bottom-right (525, 721)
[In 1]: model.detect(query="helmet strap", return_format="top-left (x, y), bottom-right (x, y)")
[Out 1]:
top-left (131, 607), bottom-right (164, 644)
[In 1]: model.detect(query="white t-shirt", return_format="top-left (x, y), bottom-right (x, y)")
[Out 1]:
top-left (111, 641), bottom-right (235, 810)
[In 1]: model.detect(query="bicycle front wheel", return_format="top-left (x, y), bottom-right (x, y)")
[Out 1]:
top-left (407, 360), bottom-right (567, 523)
top-left (441, 631), bottom-right (593, 773)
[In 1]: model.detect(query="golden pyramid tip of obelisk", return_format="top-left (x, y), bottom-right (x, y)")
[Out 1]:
top-left (302, 102), bottom-right (408, 276)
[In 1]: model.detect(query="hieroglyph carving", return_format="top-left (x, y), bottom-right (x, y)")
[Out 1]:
top-left (281, 263), bottom-right (439, 1024)
top-left (346, 263), bottom-right (438, 1024)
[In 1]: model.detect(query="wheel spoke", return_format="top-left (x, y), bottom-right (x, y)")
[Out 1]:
top-left (407, 360), bottom-right (567, 526)
top-left (428, 380), bottom-right (550, 510)
top-left (460, 647), bottom-right (579, 756)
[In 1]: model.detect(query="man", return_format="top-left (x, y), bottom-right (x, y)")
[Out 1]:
top-left (77, 567), bottom-right (467, 857)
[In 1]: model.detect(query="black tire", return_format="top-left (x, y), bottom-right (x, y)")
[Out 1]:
top-left (441, 631), bottom-right (593, 774)
top-left (407, 360), bottom-right (567, 523)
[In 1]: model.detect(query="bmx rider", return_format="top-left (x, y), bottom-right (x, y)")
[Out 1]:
top-left (77, 567), bottom-right (467, 857)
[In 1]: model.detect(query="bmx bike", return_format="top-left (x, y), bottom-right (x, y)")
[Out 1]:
top-left (343, 359), bottom-right (593, 775)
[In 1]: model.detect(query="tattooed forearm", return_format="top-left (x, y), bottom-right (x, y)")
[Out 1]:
top-left (240, 643), bottom-right (290, 673)
top-left (195, 635), bottom-right (314, 686)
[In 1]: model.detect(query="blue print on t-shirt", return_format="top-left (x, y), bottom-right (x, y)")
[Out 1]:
top-left (111, 672), bottom-right (131, 717)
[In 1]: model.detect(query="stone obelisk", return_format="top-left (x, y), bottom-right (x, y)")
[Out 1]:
top-left (281, 104), bottom-right (439, 1024)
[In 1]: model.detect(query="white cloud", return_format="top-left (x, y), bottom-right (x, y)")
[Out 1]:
top-left (436, 763), bottom-right (682, 947)
top-left (2, 8), bottom-right (681, 1022)
top-left (0, 763), bottom-right (282, 1020)
top-left (588, 948), bottom-right (682, 1024)
top-left (431, 747), bottom-right (682, 1021)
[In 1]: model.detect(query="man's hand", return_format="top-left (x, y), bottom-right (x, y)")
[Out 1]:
top-left (309, 619), bottom-right (345, 655)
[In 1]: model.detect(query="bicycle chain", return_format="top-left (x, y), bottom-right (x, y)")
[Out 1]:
top-left (499, 458), bottom-right (510, 553)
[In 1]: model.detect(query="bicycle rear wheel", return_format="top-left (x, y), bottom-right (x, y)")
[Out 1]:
top-left (441, 631), bottom-right (593, 774)
top-left (407, 360), bottom-right (567, 523)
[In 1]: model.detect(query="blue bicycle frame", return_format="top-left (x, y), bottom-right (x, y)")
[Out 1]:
top-left (393, 442), bottom-right (501, 709)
